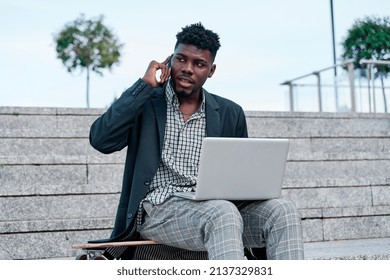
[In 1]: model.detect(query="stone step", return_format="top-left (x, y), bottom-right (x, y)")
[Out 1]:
top-left (283, 185), bottom-right (389, 209)
top-left (0, 154), bottom-right (126, 165)
top-left (304, 237), bottom-right (390, 260)
top-left (3, 177), bottom-right (384, 198)
top-left (0, 113), bottom-right (99, 132)
top-left (289, 137), bottom-right (390, 161)
top-left (0, 106), bottom-right (103, 115)
top-left (284, 160), bottom-right (390, 184)
top-left (1, 137), bottom-right (390, 163)
top-left (0, 194), bottom-right (119, 221)
top-left (0, 184), bottom-right (387, 220)
top-left (0, 182), bottom-right (121, 197)
top-left (302, 212), bottom-right (390, 242)
top-left (3, 205), bottom-right (389, 235)
top-left (0, 137), bottom-right (125, 163)
top-left (2, 205), bottom-right (389, 234)
top-left (1, 188), bottom-right (387, 235)
top-left (0, 229), bottom-right (111, 260)
top-left (300, 206), bottom-right (390, 219)
top-left (2, 110), bottom-right (390, 138)
top-left (0, 164), bottom-right (124, 190)
top-left (2, 160), bottom-right (388, 189)
top-left (246, 112), bottom-right (390, 138)
top-left (0, 218), bottom-right (114, 234)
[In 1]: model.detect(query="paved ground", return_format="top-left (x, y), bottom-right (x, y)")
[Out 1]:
top-left (304, 237), bottom-right (390, 260)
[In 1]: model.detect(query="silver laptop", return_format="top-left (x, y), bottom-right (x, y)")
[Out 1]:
top-left (174, 137), bottom-right (289, 200)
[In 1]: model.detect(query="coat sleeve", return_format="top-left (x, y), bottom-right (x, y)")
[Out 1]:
top-left (89, 79), bottom-right (154, 154)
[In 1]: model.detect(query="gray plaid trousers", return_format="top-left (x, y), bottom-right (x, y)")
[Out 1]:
top-left (139, 197), bottom-right (304, 260)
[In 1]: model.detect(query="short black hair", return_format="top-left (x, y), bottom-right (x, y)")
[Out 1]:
top-left (175, 22), bottom-right (221, 61)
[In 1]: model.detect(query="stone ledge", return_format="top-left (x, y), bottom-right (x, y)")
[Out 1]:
top-left (2, 107), bottom-right (390, 119)
top-left (302, 215), bottom-right (390, 242)
top-left (300, 206), bottom-right (390, 219)
top-left (0, 218), bottom-right (114, 234)
top-left (3, 138), bottom-right (390, 162)
top-left (283, 187), bottom-right (373, 209)
top-left (0, 194), bottom-right (119, 221)
top-left (2, 163), bottom-right (389, 191)
top-left (0, 183), bottom-right (121, 197)
top-left (0, 106), bottom-right (104, 115)
top-left (245, 110), bottom-right (390, 119)
top-left (0, 154), bottom-right (126, 165)
top-left (0, 129), bottom-right (89, 138)
top-left (283, 176), bottom-right (390, 189)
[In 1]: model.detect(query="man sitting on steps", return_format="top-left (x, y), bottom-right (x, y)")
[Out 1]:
top-left (89, 22), bottom-right (304, 260)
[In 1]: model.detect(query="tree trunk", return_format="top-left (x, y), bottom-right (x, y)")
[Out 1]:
top-left (86, 66), bottom-right (90, 108)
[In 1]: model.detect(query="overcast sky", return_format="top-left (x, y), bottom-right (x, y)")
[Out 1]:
top-left (1, 0), bottom-right (389, 111)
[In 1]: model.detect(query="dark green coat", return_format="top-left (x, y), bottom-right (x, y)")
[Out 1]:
top-left (90, 79), bottom-right (248, 241)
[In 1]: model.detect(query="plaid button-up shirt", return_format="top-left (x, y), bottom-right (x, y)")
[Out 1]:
top-left (137, 79), bottom-right (206, 227)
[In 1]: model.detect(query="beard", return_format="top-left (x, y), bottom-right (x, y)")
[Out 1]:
top-left (175, 90), bottom-right (197, 99)
top-left (171, 78), bottom-right (199, 99)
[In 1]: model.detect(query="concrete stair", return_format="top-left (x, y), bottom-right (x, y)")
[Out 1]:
top-left (1, 107), bottom-right (390, 259)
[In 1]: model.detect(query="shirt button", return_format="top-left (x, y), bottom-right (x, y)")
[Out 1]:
top-left (144, 180), bottom-right (151, 186)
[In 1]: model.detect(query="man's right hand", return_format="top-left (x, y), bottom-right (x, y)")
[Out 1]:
top-left (142, 56), bottom-right (171, 87)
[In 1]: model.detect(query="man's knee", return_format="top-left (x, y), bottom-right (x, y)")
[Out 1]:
top-left (206, 200), bottom-right (243, 230)
top-left (266, 199), bottom-right (302, 225)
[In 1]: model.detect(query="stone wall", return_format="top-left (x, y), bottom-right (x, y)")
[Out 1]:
top-left (1, 107), bottom-right (390, 259)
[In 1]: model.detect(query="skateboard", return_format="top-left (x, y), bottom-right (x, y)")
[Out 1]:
top-left (72, 240), bottom-right (159, 260)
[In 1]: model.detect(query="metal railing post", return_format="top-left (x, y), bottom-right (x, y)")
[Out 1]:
top-left (289, 82), bottom-right (294, 112)
top-left (313, 72), bottom-right (322, 112)
top-left (281, 81), bottom-right (295, 111)
top-left (347, 62), bottom-right (356, 112)
top-left (372, 64), bottom-right (377, 113)
top-left (366, 64), bottom-right (372, 112)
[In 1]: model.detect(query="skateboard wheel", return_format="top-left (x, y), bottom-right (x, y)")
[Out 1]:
top-left (75, 254), bottom-right (88, 260)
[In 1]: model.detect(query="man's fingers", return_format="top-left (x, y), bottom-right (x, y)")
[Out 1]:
top-left (158, 55), bottom-right (172, 83)
top-left (143, 57), bottom-right (172, 87)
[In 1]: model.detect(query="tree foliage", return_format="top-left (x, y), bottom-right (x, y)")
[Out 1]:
top-left (341, 16), bottom-right (390, 112)
top-left (53, 14), bottom-right (123, 107)
top-left (341, 16), bottom-right (390, 73)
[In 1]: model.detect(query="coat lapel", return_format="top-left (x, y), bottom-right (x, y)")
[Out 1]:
top-left (204, 90), bottom-right (221, 137)
top-left (151, 87), bottom-right (167, 154)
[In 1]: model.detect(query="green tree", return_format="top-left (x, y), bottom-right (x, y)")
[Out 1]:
top-left (53, 14), bottom-right (123, 108)
top-left (341, 16), bottom-right (390, 111)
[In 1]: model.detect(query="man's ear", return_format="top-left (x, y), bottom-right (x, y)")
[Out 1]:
top-left (208, 64), bottom-right (216, 78)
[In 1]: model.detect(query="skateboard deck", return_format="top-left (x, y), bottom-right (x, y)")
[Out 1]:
top-left (72, 240), bottom-right (158, 249)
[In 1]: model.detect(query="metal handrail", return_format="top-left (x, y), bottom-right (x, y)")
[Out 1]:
top-left (281, 59), bottom-right (390, 112)
top-left (280, 60), bottom-right (354, 112)
top-left (280, 61), bottom-right (352, 85)
top-left (360, 59), bottom-right (390, 66)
